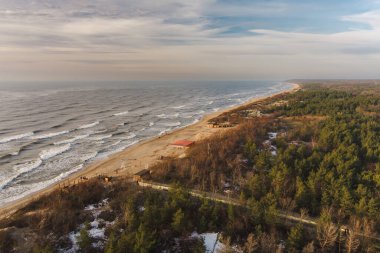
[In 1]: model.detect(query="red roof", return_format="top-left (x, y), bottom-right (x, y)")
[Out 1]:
top-left (171, 140), bottom-right (194, 147)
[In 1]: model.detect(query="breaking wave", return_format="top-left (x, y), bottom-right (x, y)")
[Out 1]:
top-left (0, 132), bottom-right (34, 144)
top-left (77, 121), bottom-right (100, 129)
top-left (39, 144), bottom-right (71, 160)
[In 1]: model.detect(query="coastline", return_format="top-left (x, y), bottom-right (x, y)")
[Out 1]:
top-left (0, 82), bottom-right (300, 218)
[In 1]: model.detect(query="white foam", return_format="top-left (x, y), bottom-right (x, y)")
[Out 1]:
top-left (97, 140), bottom-right (139, 159)
top-left (157, 113), bottom-right (179, 119)
top-left (0, 163), bottom-right (85, 206)
top-left (89, 134), bottom-right (112, 141)
top-left (126, 133), bottom-right (136, 139)
top-left (81, 152), bottom-right (98, 162)
top-left (159, 129), bottom-right (170, 136)
top-left (113, 111), bottom-right (129, 116)
top-left (0, 132), bottom-right (34, 144)
top-left (78, 121), bottom-right (99, 129)
top-left (39, 144), bottom-right (71, 160)
top-left (149, 122), bottom-right (155, 127)
top-left (171, 105), bottom-right (186, 109)
top-left (0, 159), bottom-right (43, 190)
top-left (54, 134), bottom-right (89, 145)
top-left (268, 132), bottom-right (278, 139)
top-left (33, 130), bottom-right (69, 140)
top-left (192, 118), bottom-right (200, 124)
top-left (159, 121), bottom-right (181, 127)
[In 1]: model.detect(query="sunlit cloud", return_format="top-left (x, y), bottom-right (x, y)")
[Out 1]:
top-left (0, 0), bottom-right (380, 81)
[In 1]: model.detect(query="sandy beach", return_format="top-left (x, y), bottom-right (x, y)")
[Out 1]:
top-left (0, 83), bottom-right (300, 218)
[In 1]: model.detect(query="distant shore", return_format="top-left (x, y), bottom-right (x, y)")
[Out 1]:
top-left (0, 82), bottom-right (300, 218)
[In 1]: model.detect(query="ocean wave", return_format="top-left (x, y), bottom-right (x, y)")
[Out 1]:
top-left (54, 134), bottom-right (89, 145)
top-left (33, 130), bottom-right (69, 140)
top-left (0, 163), bottom-right (85, 206)
top-left (159, 129), bottom-right (170, 136)
top-left (81, 152), bottom-right (98, 162)
top-left (39, 144), bottom-right (71, 160)
top-left (113, 111), bottom-right (129, 116)
top-left (149, 122), bottom-right (155, 127)
top-left (126, 133), bottom-right (136, 139)
top-left (89, 134), bottom-right (113, 141)
top-left (158, 121), bottom-right (181, 127)
top-left (171, 105), bottom-right (186, 109)
top-left (157, 113), bottom-right (179, 119)
top-left (0, 132), bottom-right (34, 144)
top-left (98, 140), bottom-right (139, 159)
top-left (77, 121), bottom-right (100, 129)
top-left (0, 159), bottom-right (43, 190)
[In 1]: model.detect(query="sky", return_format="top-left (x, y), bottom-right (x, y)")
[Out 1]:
top-left (1, 0), bottom-right (380, 81)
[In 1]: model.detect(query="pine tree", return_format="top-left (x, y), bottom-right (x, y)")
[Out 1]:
top-left (172, 209), bottom-right (185, 234)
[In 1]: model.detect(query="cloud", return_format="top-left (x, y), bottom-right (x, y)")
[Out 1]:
top-left (1, 0), bottom-right (380, 81)
top-left (342, 10), bottom-right (380, 28)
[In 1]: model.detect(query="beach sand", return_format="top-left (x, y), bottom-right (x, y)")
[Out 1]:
top-left (0, 83), bottom-right (300, 218)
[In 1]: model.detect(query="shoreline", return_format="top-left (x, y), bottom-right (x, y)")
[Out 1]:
top-left (0, 82), bottom-right (300, 218)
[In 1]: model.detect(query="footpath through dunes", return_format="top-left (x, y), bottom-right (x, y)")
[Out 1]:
top-left (136, 180), bottom-right (380, 243)
top-left (0, 83), bottom-right (300, 219)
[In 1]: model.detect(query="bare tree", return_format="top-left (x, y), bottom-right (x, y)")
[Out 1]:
top-left (345, 229), bottom-right (360, 253)
top-left (259, 233), bottom-right (277, 253)
top-left (244, 233), bottom-right (258, 253)
top-left (361, 218), bottom-right (376, 253)
top-left (302, 241), bottom-right (315, 253)
top-left (317, 222), bottom-right (338, 251)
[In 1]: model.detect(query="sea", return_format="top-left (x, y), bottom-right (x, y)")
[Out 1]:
top-left (0, 80), bottom-right (293, 206)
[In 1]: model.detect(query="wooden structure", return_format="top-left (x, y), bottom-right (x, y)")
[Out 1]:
top-left (207, 121), bottom-right (234, 128)
top-left (133, 169), bottom-right (151, 182)
top-left (171, 139), bottom-right (194, 148)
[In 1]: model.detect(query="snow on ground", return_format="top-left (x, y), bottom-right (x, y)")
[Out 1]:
top-left (201, 233), bottom-right (218, 253)
top-left (268, 132), bottom-right (277, 140)
top-left (62, 199), bottom-right (114, 252)
top-left (191, 232), bottom-right (227, 253)
top-left (270, 145), bottom-right (277, 156)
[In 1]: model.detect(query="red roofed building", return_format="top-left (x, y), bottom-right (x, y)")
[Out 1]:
top-left (171, 140), bottom-right (194, 148)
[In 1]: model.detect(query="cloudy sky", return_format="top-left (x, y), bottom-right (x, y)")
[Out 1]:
top-left (1, 0), bottom-right (380, 81)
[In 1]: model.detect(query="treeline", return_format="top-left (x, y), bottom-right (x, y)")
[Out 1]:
top-left (0, 180), bottom-right (295, 253)
top-left (151, 87), bottom-right (380, 251)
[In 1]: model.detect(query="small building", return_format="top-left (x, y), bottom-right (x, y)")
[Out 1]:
top-left (133, 169), bottom-right (151, 182)
top-left (171, 139), bottom-right (194, 148)
top-left (207, 121), bottom-right (218, 128)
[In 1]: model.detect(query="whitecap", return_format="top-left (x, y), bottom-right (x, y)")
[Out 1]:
top-left (171, 105), bottom-right (186, 109)
top-left (156, 113), bottom-right (179, 119)
top-left (81, 152), bottom-right (98, 162)
top-left (0, 163), bottom-right (85, 206)
top-left (149, 122), bottom-right (155, 127)
top-left (0, 159), bottom-right (43, 190)
top-left (126, 133), bottom-right (136, 139)
top-left (33, 130), bottom-right (69, 140)
top-left (0, 132), bottom-right (34, 144)
top-left (77, 121), bottom-right (99, 129)
top-left (39, 144), bottom-right (71, 160)
top-left (113, 111), bottom-right (129, 116)
top-left (54, 134), bottom-right (89, 145)
top-left (97, 140), bottom-right (139, 159)
top-left (89, 134), bottom-right (112, 141)
top-left (158, 121), bottom-right (181, 127)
